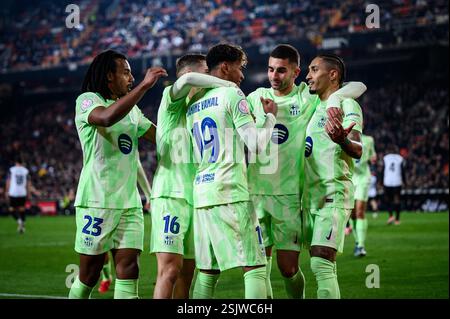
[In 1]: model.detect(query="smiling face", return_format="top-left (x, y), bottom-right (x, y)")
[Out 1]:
top-left (107, 58), bottom-right (135, 99)
top-left (306, 57), bottom-right (334, 96)
top-left (267, 57), bottom-right (300, 95)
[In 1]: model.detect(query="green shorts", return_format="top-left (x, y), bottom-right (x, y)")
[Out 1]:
top-left (303, 207), bottom-right (351, 253)
top-left (354, 182), bottom-right (370, 202)
top-left (150, 197), bottom-right (194, 259)
top-left (74, 207), bottom-right (144, 255)
top-left (194, 201), bottom-right (266, 271)
top-left (251, 194), bottom-right (302, 251)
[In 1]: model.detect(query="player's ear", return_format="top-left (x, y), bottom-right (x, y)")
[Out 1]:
top-left (329, 69), bottom-right (338, 82)
top-left (294, 66), bottom-right (301, 79)
top-left (107, 71), bottom-right (114, 82)
top-left (220, 62), bottom-right (229, 75)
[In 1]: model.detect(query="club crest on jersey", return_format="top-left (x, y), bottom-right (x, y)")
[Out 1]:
top-left (83, 236), bottom-right (93, 247)
top-left (80, 99), bottom-right (93, 112)
top-left (164, 235), bottom-right (174, 246)
top-left (118, 134), bottom-right (133, 154)
top-left (305, 136), bottom-right (313, 157)
top-left (271, 123), bottom-right (289, 144)
top-left (290, 104), bottom-right (300, 116)
top-left (317, 117), bottom-right (327, 128)
top-left (238, 99), bottom-right (249, 114)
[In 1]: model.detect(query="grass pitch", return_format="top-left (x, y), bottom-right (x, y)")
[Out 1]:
top-left (0, 211), bottom-right (448, 299)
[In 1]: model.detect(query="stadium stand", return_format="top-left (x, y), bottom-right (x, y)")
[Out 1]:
top-left (0, 0), bottom-right (448, 215)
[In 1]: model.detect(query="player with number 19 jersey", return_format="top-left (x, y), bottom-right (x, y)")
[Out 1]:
top-left (186, 87), bottom-right (253, 208)
top-left (186, 86), bottom-right (266, 271)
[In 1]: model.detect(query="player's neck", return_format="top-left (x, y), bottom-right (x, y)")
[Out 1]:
top-left (319, 85), bottom-right (339, 101)
top-left (274, 83), bottom-right (294, 97)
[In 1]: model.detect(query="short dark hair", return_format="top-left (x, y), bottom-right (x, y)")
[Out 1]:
top-left (270, 44), bottom-right (300, 66)
top-left (176, 54), bottom-right (206, 77)
top-left (317, 53), bottom-right (346, 85)
top-left (81, 50), bottom-right (127, 100)
top-left (206, 43), bottom-right (247, 71)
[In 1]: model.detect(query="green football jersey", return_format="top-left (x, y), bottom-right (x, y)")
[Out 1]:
top-left (151, 86), bottom-right (196, 205)
top-left (303, 98), bottom-right (363, 209)
top-left (352, 134), bottom-right (375, 184)
top-left (186, 86), bottom-right (254, 208)
top-left (247, 83), bottom-right (318, 196)
top-left (74, 92), bottom-right (152, 209)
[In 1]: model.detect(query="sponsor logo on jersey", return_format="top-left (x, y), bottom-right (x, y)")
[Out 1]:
top-left (290, 104), bottom-right (300, 116)
top-left (271, 123), bottom-right (289, 144)
top-left (80, 99), bottom-right (93, 112)
top-left (195, 173), bottom-right (216, 185)
top-left (238, 99), bottom-right (249, 114)
top-left (118, 134), bottom-right (133, 154)
top-left (318, 116), bottom-right (327, 128)
top-left (305, 136), bottom-right (313, 157)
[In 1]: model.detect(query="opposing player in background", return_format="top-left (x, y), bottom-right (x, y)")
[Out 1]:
top-left (246, 44), bottom-right (366, 298)
top-left (98, 155), bottom-right (152, 293)
top-left (383, 144), bottom-right (406, 225)
top-left (5, 158), bottom-right (31, 234)
top-left (151, 54), bottom-right (238, 299)
top-left (303, 54), bottom-right (363, 298)
top-left (69, 50), bottom-right (167, 299)
top-left (350, 133), bottom-right (377, 257)
top-left (187, 43), bottom-right (277, 299)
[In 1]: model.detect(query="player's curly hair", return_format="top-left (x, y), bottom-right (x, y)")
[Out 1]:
top-left (206, 43), bottom-right (247, 71)
top-left (81, 50), bottom-right (127, 100)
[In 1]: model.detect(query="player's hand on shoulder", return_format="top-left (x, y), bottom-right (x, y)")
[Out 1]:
top-left (260, 97), bottom-right (278, 116)
top-left (142, 67), bottom-right (168, 90)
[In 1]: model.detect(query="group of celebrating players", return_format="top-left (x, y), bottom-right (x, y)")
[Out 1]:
top-left (68, 42), bottom-right (374, 299)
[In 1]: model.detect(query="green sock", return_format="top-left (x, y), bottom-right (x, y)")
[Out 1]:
top-left (310, 257), bottom-right (340, 299)
top-left (265, 256), bottom-right (273, 299)
top-left (282, 269), bottom-right (305, 299)
top-left (68, 276), bottom-right (93, 299)
top-left (243, 267), bottom-right (266, 299)
top-left (114, 279), bottom-right (139, 299)
top-left (101, 259), bottom-right (112, 281)
top-left (193, 272), bottom-right (219, 299)
top-left (350, 218), bottom-right (358, 244)
top-left (356, 218), bottom-right (368, 248)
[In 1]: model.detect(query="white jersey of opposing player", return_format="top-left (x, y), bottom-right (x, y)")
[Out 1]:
top-left (383, 154), bottom-right (403, 187)
top-left (368, 174), bottom-right (377, 198)
top-left (8, 166), bottom-right (29, 197)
